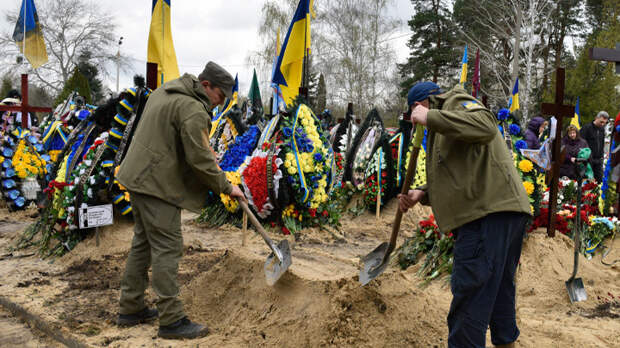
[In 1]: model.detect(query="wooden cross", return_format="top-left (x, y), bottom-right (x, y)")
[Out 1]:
top-left (589, 43), bottom-right (620, 74)
top-left (541, 68), bottom-right (575, 237)
top-left (0, 74), bottom-right (52, 129)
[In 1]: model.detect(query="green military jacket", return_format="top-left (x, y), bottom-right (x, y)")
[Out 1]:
top-left (421, 85), bottom-right (531, 232)
top-left (117, 74), bottom-right (232, 213)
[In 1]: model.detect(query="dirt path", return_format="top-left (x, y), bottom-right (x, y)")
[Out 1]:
top-left (0, 203), bottom-right (618, 347)
top-left (0, 306), bottom-right (62, 348)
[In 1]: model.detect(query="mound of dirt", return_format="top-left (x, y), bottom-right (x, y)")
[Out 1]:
top-left (180, 250), bottom-right (448, 347)
top-left (0, 203), bottom-right (618, 347)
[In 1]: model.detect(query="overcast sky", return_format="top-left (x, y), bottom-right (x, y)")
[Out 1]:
top-left (1, 0), bottom-right (414, 95)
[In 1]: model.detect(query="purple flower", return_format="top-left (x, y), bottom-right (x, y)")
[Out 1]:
top-left (509, 123), bottom-right (521, 135)
top-left (515, 140), bottom-right (527, 150)
top-left (283, 127), bottom-right (293, 137)
top-left (314, 153), bottom-right (323, 161)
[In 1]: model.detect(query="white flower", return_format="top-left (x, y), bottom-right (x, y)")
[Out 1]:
top-left (87, 188), bottom-right (93, 198)
top-left (89, 177), bottom-right (96, 185)
top-left (81, 203), bottom-right (88, 208)
top-left (67, 206), bottom-right (75, 213)
top-left (84, 160), bottom-right (92, 167)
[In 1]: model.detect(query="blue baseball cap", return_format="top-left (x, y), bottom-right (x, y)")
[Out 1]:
top-left (407, 81), bottom-right (442, 106)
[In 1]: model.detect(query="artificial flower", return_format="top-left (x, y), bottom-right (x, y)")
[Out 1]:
top-left (518, 159), bottom-right (534, 173)
top-left (523, 181), bottom-right (534, 195)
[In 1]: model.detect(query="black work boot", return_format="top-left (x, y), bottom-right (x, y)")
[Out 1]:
top-left (158, 317), bottom-right (209, 339)
top-left (117, 307), bottom-right (158, 327)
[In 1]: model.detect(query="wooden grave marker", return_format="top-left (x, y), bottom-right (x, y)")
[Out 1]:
top-left (540, 68), bottom-right (575, 237)
top-left (0, 74), bottom-right (52, 128)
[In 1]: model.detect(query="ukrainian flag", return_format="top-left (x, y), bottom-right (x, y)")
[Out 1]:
top-left (232, 74), bottom-right (239, 104)
top-left (12, 0), bottom-right (47, 69)
top-left (459, 44), bottom-right (468, 84)
top-left (147, 0), bottom-right (180, 88)
top-left (570, 97), bottom-right (581, 129)
top-left (509, 78), bottom-right (519, 113)
top-left (271, 0), bottom-right (315, 106)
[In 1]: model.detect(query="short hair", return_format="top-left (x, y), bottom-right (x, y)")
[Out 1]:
top-left (6, 89), bottom-right (21, 100)
top-left (596, 111), bottom-right (609, 119)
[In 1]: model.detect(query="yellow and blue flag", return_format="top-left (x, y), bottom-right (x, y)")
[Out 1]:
top-left (459, 44), bottom-right (468, 84)
top-left (509, 78), bottom-right (519, 113)
top-left (148, 0), bottom-right (180, 88)
top-left (570, 97), bottom-right (581, 129)
top-left (12, 0), bottom-right (47, 69)
top-left (232, 74), bottom-right (239, 104)
top-left (271, 0), bottom-right (315, 106)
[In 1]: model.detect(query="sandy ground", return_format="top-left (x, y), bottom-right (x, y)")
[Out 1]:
top-left (0, 202), bottom-right (618, 347)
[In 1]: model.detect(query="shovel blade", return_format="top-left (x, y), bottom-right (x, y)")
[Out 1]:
top-left (566, 277), bottom-right (587, 303)
top-left (359, 242), bottom-right (390, 286)
top-left (264, 239), bottom-right (292, 286)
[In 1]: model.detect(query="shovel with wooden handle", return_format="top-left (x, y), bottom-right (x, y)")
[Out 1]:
top-left (238, 199), bottom-right (292, 285)
top-left (359, 124), bottom-right (425, 286)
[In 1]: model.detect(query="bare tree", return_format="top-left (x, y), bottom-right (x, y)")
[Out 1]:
top-left (316, 0), bottom-right (400, 117)
top-left (455, 0), bottom-right (556, 122)
top-left (246, 0), bottom-right (299, 100)
top-left (0, 0), bottom-right (125, 95)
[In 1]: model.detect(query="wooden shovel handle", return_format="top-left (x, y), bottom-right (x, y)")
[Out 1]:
top-left (385, 124), bottom-right (425, 256)
top-left (237, 199), bottom-right (278, 252)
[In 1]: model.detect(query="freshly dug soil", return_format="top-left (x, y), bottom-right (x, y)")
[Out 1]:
top-left (0, 202), bottom-right (618, 347)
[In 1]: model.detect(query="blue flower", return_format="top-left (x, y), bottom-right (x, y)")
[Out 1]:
top-left (283, 127), bottom-right (293, 137)
top-left (296, 127), bottom-right (303, 134)
top-left (304, 144), bottom-right (315, 153)
top-left (509, 124), bottom-right (521, 135)
top-left (219, 126), bottom-right (260, 171)
top-left (616, 125), bottom-right (620, 133)
top-left (498, 125), bottom-right (504, 135)
top-left (314, 153), bottom-right (323, 161)
top-left (497, 108), bottom-right (510, 121)
top-left (515, 140), bottom-right (527, 150)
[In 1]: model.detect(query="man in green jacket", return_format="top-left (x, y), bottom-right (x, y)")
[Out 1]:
top-left (399, 81), bottom-right (531, 348)
top-left (116, 62), bottom-right (245, 339)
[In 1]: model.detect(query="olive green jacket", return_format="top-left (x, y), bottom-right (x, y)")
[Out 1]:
top-left (420, 85), bottom-right (530, 232)
top-left (117, 74), bottom-right (232, 213)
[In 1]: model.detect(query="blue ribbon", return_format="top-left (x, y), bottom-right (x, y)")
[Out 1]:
top-left (291, 106), bottom-right (310, 203)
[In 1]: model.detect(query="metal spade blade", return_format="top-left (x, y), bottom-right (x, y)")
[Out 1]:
top-left (566, 277), bottom-right (587, 303)
top-left (238, 200), bottom-right (292, 285)
top-left (264, 239), bottom-right (292, 286)
top-left (359, 242), bottom-right (389, 286)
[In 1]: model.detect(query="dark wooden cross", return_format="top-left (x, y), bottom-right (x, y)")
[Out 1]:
top-left (589, 43), bottom-right (620, 74)
top-left (0, 74), bottom-right (52, 129)
top-left (541, 68), bottom-right (575, 237)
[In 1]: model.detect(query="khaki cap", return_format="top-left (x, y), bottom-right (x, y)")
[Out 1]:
top-left (198, 61), bottom-right (234, 99)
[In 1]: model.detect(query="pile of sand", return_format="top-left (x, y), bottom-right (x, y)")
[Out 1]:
top-left (0, 202), bottom-right (618, 347)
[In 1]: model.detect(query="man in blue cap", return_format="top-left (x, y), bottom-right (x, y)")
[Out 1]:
top-left (398, 82), bottom-right (531, 348)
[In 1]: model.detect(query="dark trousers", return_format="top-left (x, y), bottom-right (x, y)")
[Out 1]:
top-left (448, 212), bottom-right (529, 348)
top-left (591, 158), bottom-right (603, 183)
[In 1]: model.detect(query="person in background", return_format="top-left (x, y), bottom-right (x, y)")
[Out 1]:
top-left (560, 124), bottom-right (590, 180)
top-left (580, 111), bottom-right (609, 182)
top-left (524, 116), bottom-right (546, 150)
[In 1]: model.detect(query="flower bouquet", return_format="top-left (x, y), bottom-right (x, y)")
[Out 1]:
top-left (398, 214), bottom-right (454, 284)
top-left (278, 104), bottom-right (335, 234)
top-left (362, 135), bottom-right (396, 209)
top-left (344, 109), bottom-right (385, 189)
top-left (496, 108), bottom-right (544, 216)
